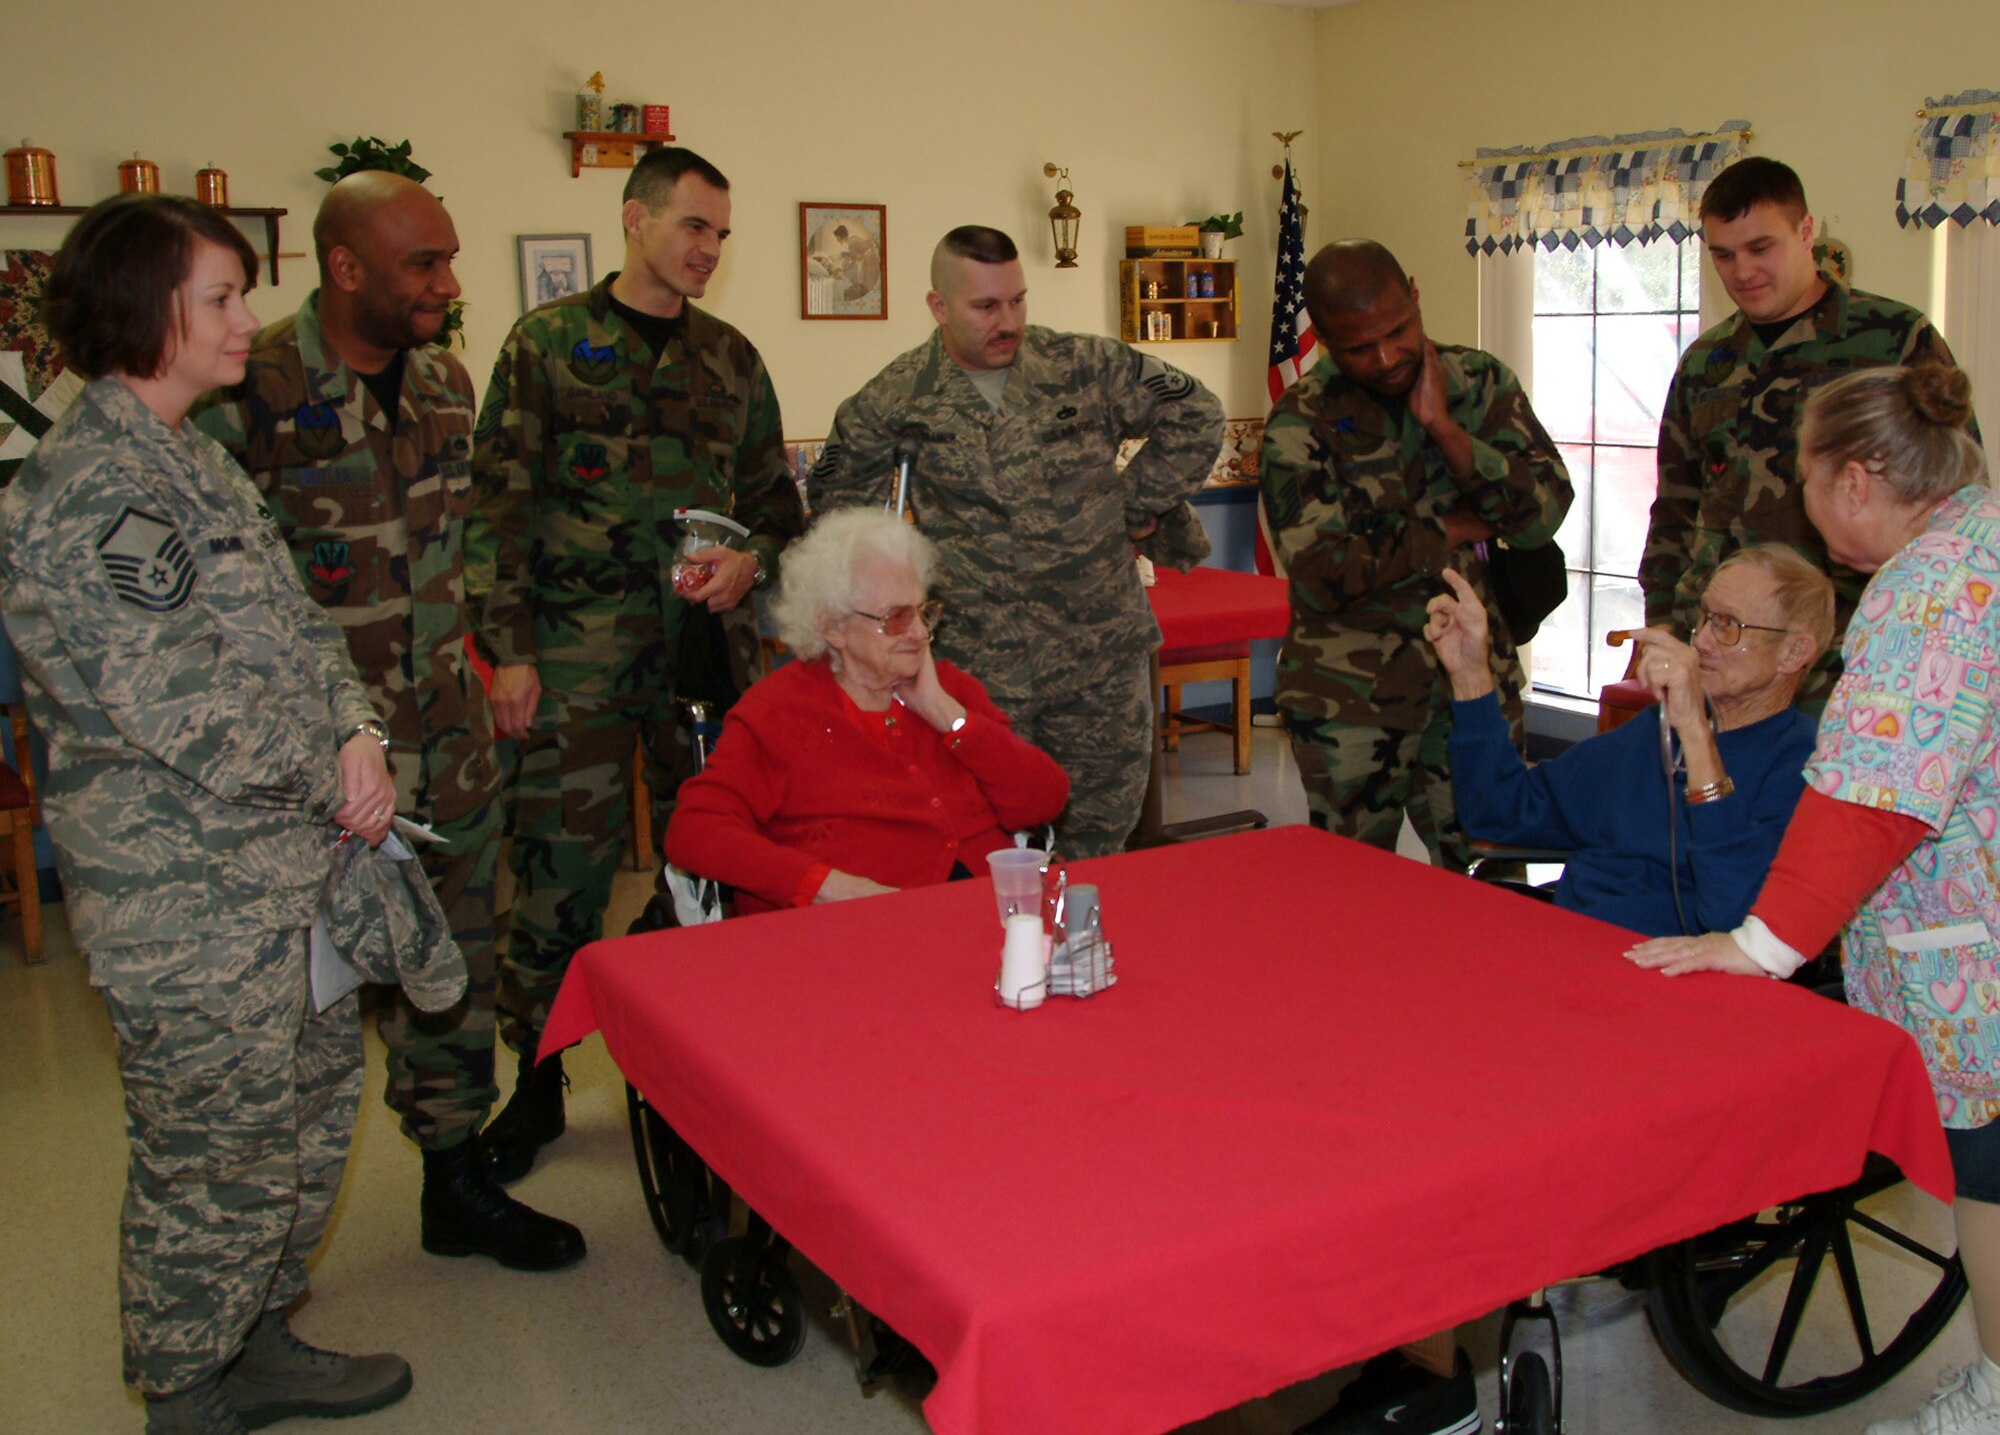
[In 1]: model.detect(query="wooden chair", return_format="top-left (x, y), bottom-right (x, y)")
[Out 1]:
top-left (1596, 677), bottom-right (1658, 733)
top-left (0, 703), bottom-right (45, 964)
top-left (1159, 640), bottom-right (1253, 775)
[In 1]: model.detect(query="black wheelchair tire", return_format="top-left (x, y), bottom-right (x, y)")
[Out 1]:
top-left (626, 1083), bottom-right (703, 1256)
top-left (1643, 1153), bottom-right (1966, 1414)
top-left (701, 1234), bottom-right (808, 1367)
top-left (1504, 1350), bottom-right (1554, 1435)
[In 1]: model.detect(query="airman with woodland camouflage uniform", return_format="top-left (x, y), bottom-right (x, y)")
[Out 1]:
top-left (811, 225), bottom-right (1223, 858)
top-left (1261, 240), bottom-right (1570, 869)
top-left (1642, 156), bottom-right (1970, 710)
top-left (466, 147), bottom-right (803, 1179)
top-left (195, 173), bottom-right (582, 1270)
top-left (0, 192), bottom-right (409, 1434)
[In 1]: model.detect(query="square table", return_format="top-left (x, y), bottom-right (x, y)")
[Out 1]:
top-left (543, 827), bottom-right (1948, 1435)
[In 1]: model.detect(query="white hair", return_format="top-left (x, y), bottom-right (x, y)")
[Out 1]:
top-left (769, 508), bottom-right (938, 658)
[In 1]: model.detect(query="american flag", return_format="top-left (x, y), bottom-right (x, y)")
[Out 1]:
top-left (1267, 157), bottom-right (1318, 404)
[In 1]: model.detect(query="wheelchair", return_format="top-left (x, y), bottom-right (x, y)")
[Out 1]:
top-left (619, 697), bottom-right (927, 1389)
top-left (1469, 846), bottom-right (1966, 1433)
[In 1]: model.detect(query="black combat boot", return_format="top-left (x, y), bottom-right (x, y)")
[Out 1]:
top-left (421, 1137), bottom-right (586, 1270)
top-left (480, 1047), bottom-right (567, 1184)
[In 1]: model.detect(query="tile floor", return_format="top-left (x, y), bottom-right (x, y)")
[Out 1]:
top-left (0, 724), bottom-right (1979, 1433)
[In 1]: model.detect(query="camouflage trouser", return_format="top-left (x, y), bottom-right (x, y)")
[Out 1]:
top-left (376, 794), bottom-right (503, 1151)
top-left (996, 661), bottom-right (1152, 860)
top-left (1286, 699), bottom-right (1521, 871)
top-left (498, 685), bottom-right (682, 1056)
top-left (98, 927), bottom-right (362, 1394)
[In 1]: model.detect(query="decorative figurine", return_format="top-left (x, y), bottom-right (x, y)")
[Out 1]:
top-left (577, 72), bottom-right (606, 131)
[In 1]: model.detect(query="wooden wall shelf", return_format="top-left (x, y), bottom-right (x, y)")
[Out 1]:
top-left (1, 205), bottom-right (292, 283)
top-left (563, 131), bottom-right (677, 178)
top-left (1119, 258), bottom-right (1239, 343)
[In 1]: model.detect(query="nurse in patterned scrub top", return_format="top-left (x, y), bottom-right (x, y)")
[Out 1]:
top-left (1628, 364), bottom-right (2000, 1435)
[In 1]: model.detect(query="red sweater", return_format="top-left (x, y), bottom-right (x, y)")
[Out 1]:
top-left (664, 658), bottom-right (1070, 914)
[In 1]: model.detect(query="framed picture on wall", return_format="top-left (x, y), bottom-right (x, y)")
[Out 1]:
top-left (800, 203), bottom-right (886, 320)
top-left (516, 234), bottom-right (594, 313)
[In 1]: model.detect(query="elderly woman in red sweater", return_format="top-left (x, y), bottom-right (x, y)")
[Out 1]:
top-left (665, 508), bottom-right (1069, 914)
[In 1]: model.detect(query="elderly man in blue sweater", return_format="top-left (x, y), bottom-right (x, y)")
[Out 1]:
top-left (1428, 543), bottom-right (1833, 937)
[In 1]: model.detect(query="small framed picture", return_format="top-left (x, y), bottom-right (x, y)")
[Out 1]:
top-left (800, 203), bottom-right (886, 320)
top-left (516, 234), bottom-right (594, 313)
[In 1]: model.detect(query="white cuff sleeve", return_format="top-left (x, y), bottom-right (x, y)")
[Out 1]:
top-left (1732, 914), bottom-right (1809, 980)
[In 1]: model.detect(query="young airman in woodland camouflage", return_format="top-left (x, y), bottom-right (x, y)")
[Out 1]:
top-left (466, 147), bottom-right (804, 1178)
top-left (0, 195), bottom-right (408, 1434)
top-left (195, 173), bottom-right (583, 1271)
top-left (1261, 240), bottom-right (1570, 870)
top-left (1643, 156), bottom-right (1971, 710)
top-left (811, 226), bottom-right (1224, 858)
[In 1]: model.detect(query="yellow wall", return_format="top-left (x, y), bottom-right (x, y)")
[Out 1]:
top-left (1314, 0), bottom-right (2000, 340)
top-left (5, 0), bottom-right (1314, 434)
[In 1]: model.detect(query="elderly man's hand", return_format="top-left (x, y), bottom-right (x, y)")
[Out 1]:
top-left (685, 546), bottom-right (760, 613)
top-left (1425, 568), bottom-right (1496, 700)
top-left (1625, 931), bottom-right (1767, 977)
top-left (1627, 626), bottom-right (1706, 738)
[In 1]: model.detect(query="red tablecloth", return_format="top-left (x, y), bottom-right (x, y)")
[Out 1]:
top-left (544, 827), bottom-right (1948, 1435)
top-left (1145, 563), bottom-right (1290, 651)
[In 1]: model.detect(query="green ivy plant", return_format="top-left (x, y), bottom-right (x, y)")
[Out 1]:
top-left (313, 137), bottom-right (464, 349)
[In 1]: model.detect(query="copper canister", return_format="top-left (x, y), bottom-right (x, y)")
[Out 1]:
top-left (4, 140), bottom-right (58, 207)
top-left (118, 154), bottom-right (161, 194)
top-left (195, 164), bottom-right (229, 207)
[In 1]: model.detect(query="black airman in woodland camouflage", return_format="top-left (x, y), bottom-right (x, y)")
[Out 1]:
top-left (195, 172), bottom-right (582, 1272)
top-left (1642, 156), bottom-right (1971, 710)
top-left (1261, 240), bottom-right (1569, 869)
top-left (811, 226), bottom-right (1223, 858)
top-left (466, 148), bottom-right (804, 1179)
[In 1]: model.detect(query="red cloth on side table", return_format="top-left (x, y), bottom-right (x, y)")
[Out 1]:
top-left (1144, 563), bottom-right (1291, 650)
top-left (543, 827), bottom-right (1948, 1435)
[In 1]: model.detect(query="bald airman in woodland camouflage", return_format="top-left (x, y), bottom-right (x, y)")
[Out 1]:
top-left (195, 172), bottom-right (582, 1271)
top-left (466, 146), bottom-right (803, 1178)
top-left (1643, 156), bottom-right (1971, 709)
top-left (811, 225), bottom-right (1224, 858)
top-left (1261, 239), bottom-right (1569, 869)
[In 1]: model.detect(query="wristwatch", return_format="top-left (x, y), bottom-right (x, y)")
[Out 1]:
top-left (345, 718), bottom-right (390, 753)
top-left (751, 551), bottom-right (769, 588)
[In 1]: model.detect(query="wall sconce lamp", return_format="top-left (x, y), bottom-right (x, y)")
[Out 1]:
top-left (1044, 162), bottom-right (1080, 268)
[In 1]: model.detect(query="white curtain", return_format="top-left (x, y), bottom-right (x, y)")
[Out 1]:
top-left (1476, 249), bottom-right (1536, 391)
top-left (1933, 224), bottom-right (2000, 458)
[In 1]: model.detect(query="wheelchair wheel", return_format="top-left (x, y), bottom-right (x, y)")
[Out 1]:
top-left (1644, 1153), bottom-right (1965, 1414)
top-left (701, 1234), bottom-right (807, 1367)
top-left (626, 1083), bottom-right (703, 1256)
top-left (1503, 1351), bottom-right (1554, 1435)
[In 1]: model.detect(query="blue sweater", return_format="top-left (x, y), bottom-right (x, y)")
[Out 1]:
top-left (1450, 693), bottom-right (1815, 937)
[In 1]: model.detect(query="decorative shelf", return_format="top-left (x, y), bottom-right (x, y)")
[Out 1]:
top-left (563, 131), bottom-right (677, 178)
top-left (1119, 258), bottom-right (1238, 343)
top-left (1, 204), bottom-right (293, 283)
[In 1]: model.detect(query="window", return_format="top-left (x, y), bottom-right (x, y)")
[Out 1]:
top-left (1527, 237), bottom-right (1704, 698)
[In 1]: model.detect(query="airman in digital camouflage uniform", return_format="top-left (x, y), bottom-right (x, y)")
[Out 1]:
top-left (195, 173), bottom-right (583, 1270)
top-left (1642, 156), bottom-right (1970, 710)
top-left (811, 226), bottom-right (1224, 858)
top-left (467, 147), bottom-right (804, 1178)
top-left (0, 194), bottom-right (408, 1433)
top-left (1261, 239), bottom-right (1570, 869)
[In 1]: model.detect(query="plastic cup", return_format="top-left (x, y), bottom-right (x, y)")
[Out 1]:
top-left (987, 847), bottom-right (1047, 925)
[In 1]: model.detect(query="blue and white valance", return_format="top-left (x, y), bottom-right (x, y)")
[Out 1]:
top-left (1896, 90), bottom-right (2000, 229)
top-left (1465, 121), bottom-right (1751, 256)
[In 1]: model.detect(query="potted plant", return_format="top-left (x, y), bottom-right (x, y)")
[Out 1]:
top-left (1186, 211), bottom-right (1244, 259)
top-left (313, 137), bottom-right (465, 349)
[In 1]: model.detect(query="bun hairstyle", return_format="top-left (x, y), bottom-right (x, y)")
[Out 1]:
top-left (1799, 364), bottom-right (1987, 504)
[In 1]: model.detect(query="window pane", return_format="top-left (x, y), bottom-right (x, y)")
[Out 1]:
top-left (1597, 239), bottom-right (1681, 314)
top-left (1586, 577), bottom-right (1644, 694)
top-left (1529, 571), bottom-right (1591, 695)
top-left (1534, 245), bottom-right (1594, 315)
top-left (1592, 445), bottom-right (1656, 577)
top-left (1532, 316), bottom-right (1595, 443)
top-left (1592, 314), bottom-right (1681, 444)
top-left (1553, 443), bottom-right (1592, 566)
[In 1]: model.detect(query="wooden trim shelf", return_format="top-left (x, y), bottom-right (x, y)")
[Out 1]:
top-left (1, 204), bottom-right (292, 283)
top-left (563, 130), bottom-right (677, 178)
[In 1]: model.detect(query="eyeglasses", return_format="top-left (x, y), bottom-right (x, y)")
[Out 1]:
top-left (850, 599), bottom-right (945, 636)
top-left (1699, 608), bottom-right (1790, 646)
